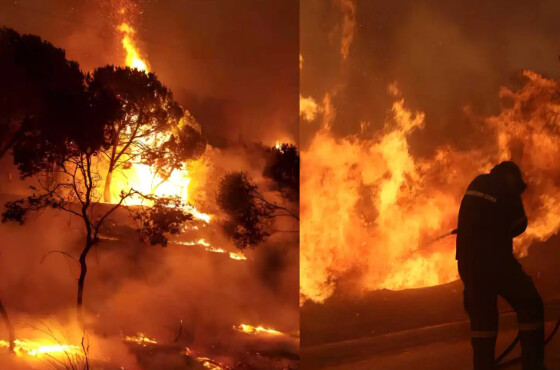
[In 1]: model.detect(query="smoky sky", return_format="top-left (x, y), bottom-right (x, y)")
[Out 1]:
top-left (0, 0), bottom-right (299, 147)
top-left (301, 0), bottom-right (560, 154)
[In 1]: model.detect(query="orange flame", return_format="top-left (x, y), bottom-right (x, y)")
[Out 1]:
top-left (106, 24), bottom-right (212, 223)
top-left (177, 239), bottom-right (247, 261)
top-left (301, 73), bottom-right (560, 303)
top-left (233, 324), bottom-right (284, 336)
top-left (124, 332), bottom-right (157, 346)
top-left (185, 347), bottom-right (228, 369)
top-left (0, 338), bottom-right (81, 359)
top-left (117, 22), bottom-right (149, 72)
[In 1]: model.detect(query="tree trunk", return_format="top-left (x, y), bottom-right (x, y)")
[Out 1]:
top-left (103, 169), bottom-right (113, 203)
top-left (0, 298), bottom-right (15, 354)
top-left (76, 239), bottom-right (93, 328)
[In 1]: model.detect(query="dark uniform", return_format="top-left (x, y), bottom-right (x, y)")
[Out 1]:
top-left (456, 161), bottom-right (545, 369)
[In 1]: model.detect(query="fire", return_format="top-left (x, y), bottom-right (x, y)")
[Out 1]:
top-left (185, 348), bottom-right (229, 369)
top-left (108, 18), bottom-right (213, 224)
top-left (301, 72), bottom-right (560, 303)
top-left (176, 239), bottom-right (247, 261)
top-left (0, 338), bottom-right (81, 359)
top-left (233, 324), bottom-right (283, 336)
top-left (300, 95), bottom-right (320, 121)
top-left (124, 332), bottom-right (157, 346)
top-left (117, 22), bottom-right (149, 72)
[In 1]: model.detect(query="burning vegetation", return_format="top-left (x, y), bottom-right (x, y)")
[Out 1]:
top-left (0, 2), bottom-right (299, 369)
top-left (300, 0), bottom-right (560, 305)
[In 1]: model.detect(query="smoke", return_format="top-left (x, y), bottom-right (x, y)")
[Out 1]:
top-left (301, 0), bottom-right (560, 150)
top-left (300, 1), bottom-right (560, 303)
top-left (336, 0), bottom-right (356, 61)
top-left (0, 0), bottom-right (299, 367)
top-left (0, 143), bottom-right (299, 367)
top-left (0, 0), bottom-right (298, 147)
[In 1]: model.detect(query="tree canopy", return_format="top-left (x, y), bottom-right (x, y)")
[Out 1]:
top-left (0, 27), bottom-right (116, 166)
top-left (89, 66), bottom-right (206, 202)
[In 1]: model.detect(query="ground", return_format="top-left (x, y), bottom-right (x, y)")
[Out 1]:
top-left (301, 236), bottom-right (560, 369)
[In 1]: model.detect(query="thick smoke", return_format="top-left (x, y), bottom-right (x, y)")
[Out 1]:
top-left (301, 0), bottom-right (560, 152)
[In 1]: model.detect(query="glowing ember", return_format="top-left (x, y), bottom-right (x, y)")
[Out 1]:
top-left (117, 22), bottom-right (149, 72)
top-left (0, 339), bottom-right (81, 358)
top-left (233, 324), bottom-right (283, 336)
top-left (124, 333), bottom-right (157, 346)
top-left (185, 348), bottom-right (229, 369)
top-left (176, 239), bottom-right (247, 261)
top-left (228, 252), bottom-right (247, 260)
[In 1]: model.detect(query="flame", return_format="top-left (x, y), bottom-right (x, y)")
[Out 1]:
top-left (300, 95), bottom-right (320, 121)
top-left (185, 347), bottom-right (229, 369)
top-left (0, 338), bottom-right (81, 359)
top-left (233, 324), bottom-right (283, 336)
top-left (117, 22), bottom-right (149, 72)
top-left (176, 239), bottom-right (247, 261)
top-left (124, 332), bottom-right (157, 346)
top-left (110, 16), bottom-right (213, 224)
top-left (301, 73), bottom-right (560, 303)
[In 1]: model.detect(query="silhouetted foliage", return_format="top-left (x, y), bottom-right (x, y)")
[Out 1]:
top-left (89, 66), bottom-right (206, 202)
top-left (131, 196), bottom-right (193, 247)
top-left (217, 172), bottom-right (298, 249)
top-left (263, 143), bottom-right (299, 201)
top-left (0, 27), bottom-right (117, 166)
top-left (141, 115), bottom-right (207, 190)
top-left (0, 35), bottom-right (198, 326)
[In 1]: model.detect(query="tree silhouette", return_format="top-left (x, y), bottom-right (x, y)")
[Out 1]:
top-left (263, 143), bottom-right (299, 201)
top-left (1, 51), bottom-right (194, 329)
top-left (0, 27), bottom-right (86, 159)
top-left (217, 171), bottom-right (298, 249)
top-left (0, 26), bottom-right (96, 352)
top-left (89, 66), bottom-right (206, 202)
top-left (140, 116), bottom-right (207, 193)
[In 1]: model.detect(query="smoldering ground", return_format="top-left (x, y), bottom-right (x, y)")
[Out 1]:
top-left (0, 143), bottom-right (299, 369)
top-left (0, 0), bottom-right (298, 367)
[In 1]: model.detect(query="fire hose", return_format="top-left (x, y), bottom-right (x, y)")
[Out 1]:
top-left (439, 229), bottom-right (560, 366)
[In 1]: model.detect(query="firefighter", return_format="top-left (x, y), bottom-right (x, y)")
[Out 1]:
top-left (456, 161), bottom-right (545, 370)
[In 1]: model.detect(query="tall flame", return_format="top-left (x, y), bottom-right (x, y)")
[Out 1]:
top-left (117, 22), bottom-right (148, 72)
top-left (301, 72), bottom-right (560, 303)
top-left (0, 338), bottom-right (81, 359)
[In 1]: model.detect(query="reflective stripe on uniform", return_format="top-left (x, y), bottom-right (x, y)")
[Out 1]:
top-left (465, 190), bottom-right (497, 203)
top-left (518, 322), bottom-right (544, 331)
top-left (471, 330), bottom-right (498, 338)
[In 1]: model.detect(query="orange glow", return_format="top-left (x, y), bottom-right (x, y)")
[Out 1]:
top-left (117, 22), bottom-right (149, 72)
top-left (177, 239), bottom-right (247, 261)
top-left (185, 347), bottom-right (228, 369)
top-left (233, 324), bottom-right (284, 336)
top-left (301, 73), bottom-right (560, 303)
top-left (0, 338), bottom-right (81, 359)
top-left (106, 26), bottom-right (212, 223)
top-left (124, 332), bottom-right (157, 346)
